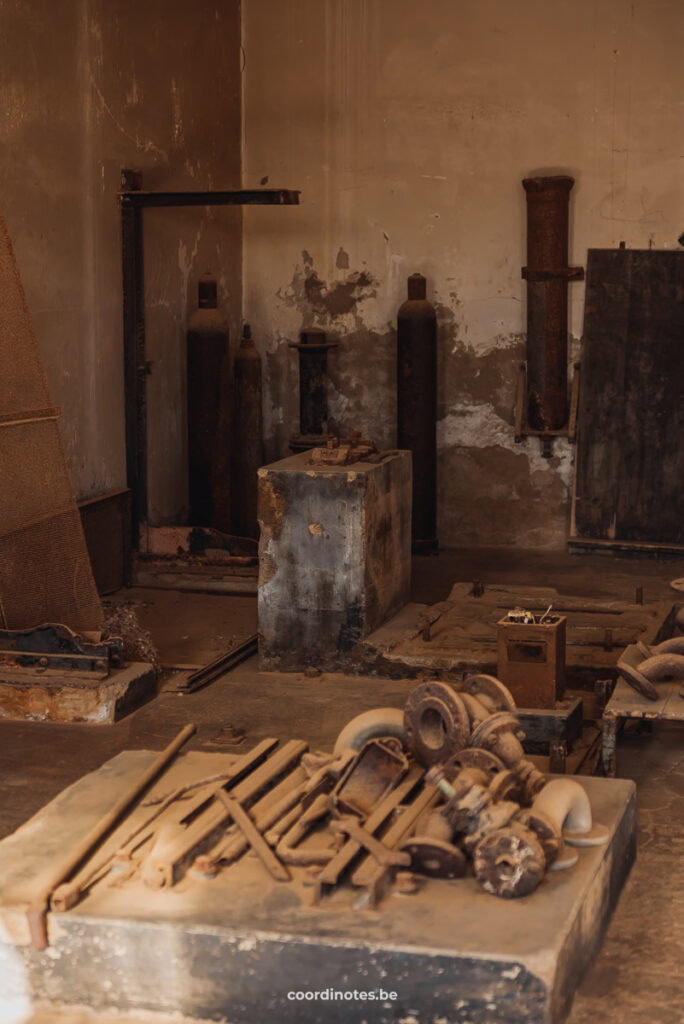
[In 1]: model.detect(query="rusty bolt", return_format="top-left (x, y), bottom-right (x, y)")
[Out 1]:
top-left (395, 871), bottom-right (419, 895)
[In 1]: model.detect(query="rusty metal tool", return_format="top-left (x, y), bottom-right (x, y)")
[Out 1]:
top-left (330, 818), bottom-right (411, 868)
top-left (143, 739), bottom-right (308, 888)
top-left (265, 801), bottom-right (305, 846)
top-left (52, 737), bottom-right (278, 910)
top-left (214, 766), bottom-right (308, 864)
top-left (276, 792), bottom-right (334, 866)
top-left (28, 723), bottom-right (196, 949)
top-left (315, 765), bottom-right (423, 902)
top-left (352, 783), bottom-right (441, 909)
top-left (215, 790), bottom-right (290, 882)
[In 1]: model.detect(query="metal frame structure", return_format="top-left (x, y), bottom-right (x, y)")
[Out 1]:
top-left (119, 169), bottom-right (300, 537)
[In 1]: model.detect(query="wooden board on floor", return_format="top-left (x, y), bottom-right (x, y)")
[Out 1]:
top-left (571, 249), bottom-right (684, 547)
top-left (361, 582), bottom-right (673, 687)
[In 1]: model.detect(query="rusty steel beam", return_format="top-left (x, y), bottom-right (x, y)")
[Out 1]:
top-left (522, 176), bottom-right (584, 432)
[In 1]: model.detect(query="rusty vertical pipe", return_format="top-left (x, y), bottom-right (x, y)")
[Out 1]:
top-left (522, 176), bottom-right (583, 432)
top-left (397, 273), bottom-right (438, 554)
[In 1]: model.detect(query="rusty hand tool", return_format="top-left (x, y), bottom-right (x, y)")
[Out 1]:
top-left (28, 723), bottom-right (196, 949)
top-left (276, 792), bottom-right (335, 866)
top-left (142, 740), bottom-right (308, 889)
top-left (330, 818), bottom-right (410, 868)
top-left (215, 790), bottom-right (290, 882)
top-left (52, 737), bottom-right (279, 909)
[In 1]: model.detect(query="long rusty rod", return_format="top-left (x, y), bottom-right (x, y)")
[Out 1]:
top-left (27, 722), bottom-right (196, 950)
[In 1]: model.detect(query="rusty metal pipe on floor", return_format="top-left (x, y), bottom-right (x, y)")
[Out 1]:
top-left (522, 176), bottom-right (584, 431)
top-left (637, 653), bottom-right (684, 681)
top-left (27, 723), bottom-right (196, 949)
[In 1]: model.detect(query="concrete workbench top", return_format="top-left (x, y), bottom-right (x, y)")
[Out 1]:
top-left (0, 750), bottom-right (635, 1024)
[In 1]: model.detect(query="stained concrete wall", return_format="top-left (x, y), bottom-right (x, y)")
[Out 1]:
top-left (0, 0), bottom-right (242, 522)
top-left (242, 0), bottom-right (684, 548)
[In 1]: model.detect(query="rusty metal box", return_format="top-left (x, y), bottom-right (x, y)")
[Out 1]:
top-left (496, 614), bottom-right (566, 709)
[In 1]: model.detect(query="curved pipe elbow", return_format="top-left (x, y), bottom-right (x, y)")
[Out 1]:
top-left (333, 707), bottom-right (406, 756)
top-left (532, 779), bottom-right (593, 836)
top-left (637, 653), bottom-right (684, 681)
top-left (651, 637), bottom-right (684, 657)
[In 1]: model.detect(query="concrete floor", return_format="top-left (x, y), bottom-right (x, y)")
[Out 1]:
top-left (1, 547), bottom-right (683, 1024)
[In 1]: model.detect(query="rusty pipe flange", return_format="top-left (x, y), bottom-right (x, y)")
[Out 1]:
top-left (398, 836), bottom-right (467, 880)
top-left (403, 681), bottom-right (470, 767)
top-left (473, 824), bottom-right (546, 898)
top-left (471, 712), bottom-right (525, 767)
top-left (462, 674), bottom-right (517, 714)
top-left (443, 747), bottom-right (506, 782)
top-left (617, 659), bottom-right (659, 701)
top-left (515, 808), bottom-right (564, 869)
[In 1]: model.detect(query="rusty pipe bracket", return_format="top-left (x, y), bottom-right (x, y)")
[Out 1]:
top-left (521, 267), bottom-right (584, 282)
top-left (514, 360), bottom-right (582, 455)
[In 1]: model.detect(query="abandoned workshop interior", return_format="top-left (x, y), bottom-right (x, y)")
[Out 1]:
top-left (0, 2), bottom-right (683, 1023)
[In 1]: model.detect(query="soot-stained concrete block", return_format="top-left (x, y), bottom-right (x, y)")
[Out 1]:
top-left (0, 751), bottom-right (636, 1024)
top-left (257, 450), bottom-right (412, 671)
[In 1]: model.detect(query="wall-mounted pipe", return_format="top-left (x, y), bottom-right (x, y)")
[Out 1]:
top-left (521, 176), bottom-right (584, 432)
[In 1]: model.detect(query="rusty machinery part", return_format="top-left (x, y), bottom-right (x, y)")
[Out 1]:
top-left (515, 760), bottom-right (548, 804)
top-left (473, 823), bottom-right (546, 898)
top-left (0, 622), bottom-right (123, 677)
top-left (308, 433), bottom-right (378, 466)
top-left (617, 658), bottom-right (659, 701)
top-left (470, 712), bottom-right (526, 768)
top-left (532, 779), bottom-right (609, 848)
top-left (641, 636), bottom-right (684, 657)
top-left (414, 809), bottom-right (454, 843)
top-left (333, 707), bottom-right (406, 757)
top-left (514, 808), bottom-right (563, 869)
top-left (398, 836), bottom-right (466, 880)
top-left (461, 674), bottom-right (517, 715)
top-left (462, 800), bottom-right (521, 854)
top-left (488, 769), bottom-right (523, 805)
top-left (301, 749), bottom-right (356, 810)
top-left (403, 680), bottom-right (470, 767)
top-left (670, 578), bottom-right (684, 594)
top-left (330, 738), bottom-right (408, 818)
top-left (443, 747), bottom-right (506, 782)
top-left (676, 606), bottom-right (684, 632)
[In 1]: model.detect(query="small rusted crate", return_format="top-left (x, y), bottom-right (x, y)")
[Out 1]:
top-left (496, 614), bottom-right (566, 709)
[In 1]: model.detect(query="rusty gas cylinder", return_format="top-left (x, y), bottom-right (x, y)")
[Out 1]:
top-left (397, 273), bottom-right (438, 554)
top-left (231, 323), bottom-right (263, 539)
top-left (187, 273), bottom-right (231, 528)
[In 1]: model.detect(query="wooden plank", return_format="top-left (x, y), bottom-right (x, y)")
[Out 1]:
top-left (573, 249), bottom-right (684, 544)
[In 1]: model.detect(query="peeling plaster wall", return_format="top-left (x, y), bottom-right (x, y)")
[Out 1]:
top-left (0, 0), bottom-right (242, 522)
top-left (242, 0), bottom-right (684, 548)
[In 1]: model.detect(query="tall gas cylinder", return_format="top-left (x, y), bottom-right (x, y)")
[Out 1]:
top-left (231, 323), bottom-right (263, 539)
top-left (397, 273), bottom-right (438, 554)
top-left (187, 273), bottom-right (231, 529)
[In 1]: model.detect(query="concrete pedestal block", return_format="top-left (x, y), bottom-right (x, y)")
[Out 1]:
top-left (0, 751), bottom-right (635, 1024)
top-left (258, 450), bottom-right (412, 670)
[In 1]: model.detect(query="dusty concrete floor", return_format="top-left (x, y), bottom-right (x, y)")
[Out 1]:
top-left (1, 547), bottom-right (683, 1024)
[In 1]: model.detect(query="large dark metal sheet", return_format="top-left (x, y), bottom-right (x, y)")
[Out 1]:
top-left (572, 249), bottom-right (684, 546)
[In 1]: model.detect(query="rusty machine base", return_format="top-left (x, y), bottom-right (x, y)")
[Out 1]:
top-left (0, 749), bottom-right (634, 1024)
